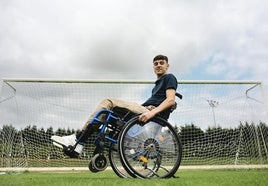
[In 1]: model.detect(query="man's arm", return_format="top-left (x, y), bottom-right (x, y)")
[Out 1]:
top-left (139, 89), bottom-right (176, 122)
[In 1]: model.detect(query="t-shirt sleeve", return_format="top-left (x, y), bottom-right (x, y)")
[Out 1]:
top-left (165, 74), bottom-right (178, 90)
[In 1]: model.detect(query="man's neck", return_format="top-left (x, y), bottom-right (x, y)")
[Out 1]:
top-left (157, 73), bottom-right (167, 80)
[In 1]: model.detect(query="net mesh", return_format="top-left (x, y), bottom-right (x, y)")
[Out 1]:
top-left (0, 79), bottom-right (267, 169)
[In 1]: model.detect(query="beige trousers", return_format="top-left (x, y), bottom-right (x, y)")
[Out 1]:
top-left (83, 98), bottom-right (149, 130)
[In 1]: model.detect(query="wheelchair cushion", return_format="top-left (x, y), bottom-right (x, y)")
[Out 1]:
top-left (112, 107), bottom-right (137, 122)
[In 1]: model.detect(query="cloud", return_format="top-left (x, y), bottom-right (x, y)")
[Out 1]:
top-left (1, 0), bottom-right (268, 82)
top-left (1, 0), bottom-right (268, 130)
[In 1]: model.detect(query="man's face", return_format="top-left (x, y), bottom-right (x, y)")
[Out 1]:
top-left (153, 59), bottom-right (169, 77)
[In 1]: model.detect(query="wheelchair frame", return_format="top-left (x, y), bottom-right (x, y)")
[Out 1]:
top-left (67, 93), bottom-right (183, 178)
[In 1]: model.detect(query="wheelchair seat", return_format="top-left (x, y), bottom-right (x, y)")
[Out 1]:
top-left (112, 107), bottom-right (137, 122)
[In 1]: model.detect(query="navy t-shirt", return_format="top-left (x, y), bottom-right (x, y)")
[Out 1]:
top-left (142, 74), bottom-right (178, 120)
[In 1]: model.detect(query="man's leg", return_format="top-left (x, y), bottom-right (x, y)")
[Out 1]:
top-left (82, 98), bottom-right (149, 130)
top-left (51, 98), bottom-right (148, 157)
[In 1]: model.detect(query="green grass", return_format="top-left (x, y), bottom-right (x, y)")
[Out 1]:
top-left (0, 169), bottom-right (268, 186)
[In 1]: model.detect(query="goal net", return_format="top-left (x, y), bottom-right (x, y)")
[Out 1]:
top-left (0, 79), bottom-right (268, 171)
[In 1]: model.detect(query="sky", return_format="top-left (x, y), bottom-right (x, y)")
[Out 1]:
top-left (0, 0), bottom-right (268, 130)
top-left (0, 0), bottom-right (267, 84)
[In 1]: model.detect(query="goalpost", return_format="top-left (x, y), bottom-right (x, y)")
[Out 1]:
top-left (0, 78), bottom-right (268, 171)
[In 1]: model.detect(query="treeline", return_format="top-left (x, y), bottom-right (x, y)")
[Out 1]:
top-left (177, 122), bottom-right (268, 161)
top-left (0, 122), bottom-right (268, 161)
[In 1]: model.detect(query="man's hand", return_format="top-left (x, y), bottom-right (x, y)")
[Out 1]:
top-left (138, 110), bottom-right (156, 123)
top-left (139, 89), bottom-right (176, 123)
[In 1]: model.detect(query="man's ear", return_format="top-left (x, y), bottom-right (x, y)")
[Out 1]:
top-left (166, 63), bottom-right (170, 69)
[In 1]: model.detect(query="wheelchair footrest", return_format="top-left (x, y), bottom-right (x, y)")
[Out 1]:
top-left (62, 145), bottom-right (79, 158)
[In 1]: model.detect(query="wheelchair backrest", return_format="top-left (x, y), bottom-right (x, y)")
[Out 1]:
top-left (170, 92), bottom-right (183, 113)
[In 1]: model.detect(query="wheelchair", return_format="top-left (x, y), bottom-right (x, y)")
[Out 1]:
top-left (65, 93), bottom-right (182, 178)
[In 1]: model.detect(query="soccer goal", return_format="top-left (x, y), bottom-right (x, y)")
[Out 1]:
top-left (0, 79), bottom-right (268, 171)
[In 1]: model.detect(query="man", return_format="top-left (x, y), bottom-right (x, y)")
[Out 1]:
top-left (51, 54), bottom-right (178, 157)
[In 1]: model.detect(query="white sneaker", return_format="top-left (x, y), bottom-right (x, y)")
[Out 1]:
top-left (51, 134), bottom-right (83, 154)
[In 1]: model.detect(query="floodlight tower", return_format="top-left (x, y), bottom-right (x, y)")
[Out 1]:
top-left (207, 100), bottom-right (219, 128)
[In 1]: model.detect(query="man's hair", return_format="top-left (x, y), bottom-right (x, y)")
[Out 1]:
top-left (153, 55), bottom-right (168, 63)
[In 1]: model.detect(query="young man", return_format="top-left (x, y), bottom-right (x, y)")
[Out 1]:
top-left (51, 54), bottom-right (178, 157)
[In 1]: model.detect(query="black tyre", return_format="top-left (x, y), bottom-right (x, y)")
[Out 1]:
top-left (109, 142), bottom-right (132, 178)
top-left (88, 160), bottom-right (99, 173)
top-left (91, 154), bottom-right (108, 171)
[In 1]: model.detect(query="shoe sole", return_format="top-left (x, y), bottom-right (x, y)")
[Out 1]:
top-left (51, 137), bottom-right (81, 156)
top-left (51, 136), bottom-right (69, 148)
top-left (52, 140), bottom-right (80, 152)
top-left (52, 141), bottom-right (64, 149)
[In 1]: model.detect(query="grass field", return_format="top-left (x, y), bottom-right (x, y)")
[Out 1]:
top-left (0, 169), bottom-right (268, 186)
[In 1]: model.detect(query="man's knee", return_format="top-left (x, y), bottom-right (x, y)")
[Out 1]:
top-left (99, 98), bottom-right (114, 109)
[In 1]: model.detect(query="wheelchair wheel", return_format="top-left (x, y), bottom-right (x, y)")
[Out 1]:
top-left (91, 153), bottom-right (108, 171)
top-left (118, 116), bottom-right (182, 178)
top-left (109, 142), bottom-right (131, 178)
top-left (88, 160), bottom-right (99, 173)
